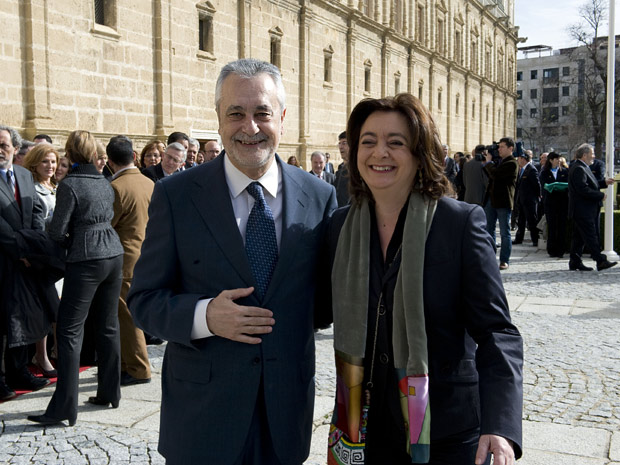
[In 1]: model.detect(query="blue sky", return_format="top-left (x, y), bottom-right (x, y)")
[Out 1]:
top-left (515, 0), bottom-right (619, 51)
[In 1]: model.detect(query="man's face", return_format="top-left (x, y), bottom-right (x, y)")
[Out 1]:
top-left (217, 73), bottom-right (285, 179)
top-left (338, 138), bottom-right (349, 162)
top-left (540, 153), bottom-right (548, 165)
top-left (186, 144), bottom-right (198, 164)
top-left (443, 145), bottom-right (449, 157)
top-left (582, 149), bottom-right (595, 165)
top-left (0, 130), bottom-right (16, 170)
top-left (204, 140), bottom-right (221, 161)
top-left (311, 154), bottom-right (325, 174)
top-left (162, 148), bottom-right (184, 174)
top-left (498, 142), bottom-right (513, 159)
top-left (518, 157), bottom-right (527, 168)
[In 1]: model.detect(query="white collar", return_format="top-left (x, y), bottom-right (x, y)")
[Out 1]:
top-left (224, 154), bottom-right (280, 200)
top-left (111, 166), bottom-right (138, 180)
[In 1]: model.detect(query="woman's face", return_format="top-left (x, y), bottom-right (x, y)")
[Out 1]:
top-left (357, 111), bottom-right (418, 198)
top-left (95, 155), bottom-right (107, 173)
top-left (56, 157), bottom-right (70, 180)
top-left (196, 151), bottom-right (205, 164)
top-left (36, 152), bottom-right (57, 182)
top-left (143, 148), bottom-right (161, 168)
top-left (551, 158), bottom-right (560, 168)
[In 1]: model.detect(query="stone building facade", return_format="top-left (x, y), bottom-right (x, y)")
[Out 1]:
top-left (2, 0), bottom-right (518, 166)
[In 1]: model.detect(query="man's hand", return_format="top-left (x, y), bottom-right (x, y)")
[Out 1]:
top-left (19, 258), bottom-right (31, 268)
top-left (206, 287), bottom-right (275, 344)
top-left (475, 434), bottom-right (514, 465)
top-left (605, 177), bottom-right (615, 186)
top-left (486, 153), bottom-right (493, 163)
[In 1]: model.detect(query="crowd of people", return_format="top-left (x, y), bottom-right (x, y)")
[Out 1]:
top-left (0, 56), bottom-right (616, 465)
top-left (450, 139), bottom-right (616, 272)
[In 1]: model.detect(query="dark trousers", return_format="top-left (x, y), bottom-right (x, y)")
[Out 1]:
top-left (365, 427), bottom-right (491, 465)
top-left (0, 337), bottom-right (29, 384)
top-left (232, 381), bottom-right (284, 465)
top-left (570, 213), bottom-right (605, 266)
top-left (545, 205), bottom-right (568, 256)
top-left (515, 200), bottom-right (539, 244)
top-left (45, 256), bottom-right (123, 422)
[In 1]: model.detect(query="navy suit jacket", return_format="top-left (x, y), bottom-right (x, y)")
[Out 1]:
top-left (516, 163), bottom-right (541, 206)
top-left (568, 159), bottom-right (606, 219)
top-left (142, 163), bottom-right (165, 182)
top-left (128, 153), bottom-right (337, 464)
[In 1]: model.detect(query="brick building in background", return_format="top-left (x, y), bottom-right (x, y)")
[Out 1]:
top-left (3, 0), bottom-right (518, 167)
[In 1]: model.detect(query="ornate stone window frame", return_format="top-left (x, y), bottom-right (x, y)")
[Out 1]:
top-left (197, 1), bottom-right (216, 61)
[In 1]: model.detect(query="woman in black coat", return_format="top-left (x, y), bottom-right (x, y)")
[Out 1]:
top-left (322, 94), bottom-right (523, 465)
top-left (28, 130), bottom-right (124, 426)
top-left (539, 152), bottom-right (569, 258)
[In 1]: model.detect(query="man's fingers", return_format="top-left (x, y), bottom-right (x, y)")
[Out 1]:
top-left (220, 287), bottom-right (255, 301)
top-left (474, 440), bottom-right (490, 465)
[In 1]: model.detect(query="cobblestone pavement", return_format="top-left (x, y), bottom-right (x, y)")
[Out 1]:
top-left (1, 242), bottom-right (619, 464)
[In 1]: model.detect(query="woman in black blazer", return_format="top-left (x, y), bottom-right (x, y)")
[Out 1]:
top-left (539, 152), bottom-right (569, 257)
top-left (322, 94), bottom-right (523, 465)
top-left (28, 130), bottom-right (124, 426)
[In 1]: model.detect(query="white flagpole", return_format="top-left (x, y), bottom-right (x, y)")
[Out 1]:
top-left (603, 0), bottom-right (618, 260)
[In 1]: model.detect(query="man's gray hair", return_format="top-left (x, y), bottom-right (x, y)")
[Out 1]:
top-left (166, 142), bottom-right (187, 162)
top-left (215, 58), bottom-right (286, 114)
top-left (18, 140), bottom-right (35, 155)
top-left (310, 151), bottom-right (325, 161)
top-left (574, 143), bottom-right (593, 159)
top-left (0, 124), bottom-right (23, 150)
top-left (188, 137), bottom-right (199, 148)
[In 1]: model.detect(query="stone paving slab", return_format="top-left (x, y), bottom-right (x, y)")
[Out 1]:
top-left (523, 421), bottom-right (611, 458)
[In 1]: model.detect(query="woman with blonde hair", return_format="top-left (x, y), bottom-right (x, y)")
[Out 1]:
top-left (28, 130), bottom-right (124, 426)
top-left (22, 143), bottom-right (61, 378)
top-left (321, 94), bottom-right (523, 464)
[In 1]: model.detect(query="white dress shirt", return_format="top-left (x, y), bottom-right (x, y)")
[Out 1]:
top-left (191, 154), bottom-right (282, 339)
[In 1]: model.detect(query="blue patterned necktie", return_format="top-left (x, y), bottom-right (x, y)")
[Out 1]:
top-left (5, 170), bottom-right (15, 195)
top-left (245, 182), bottom-right (279, 300)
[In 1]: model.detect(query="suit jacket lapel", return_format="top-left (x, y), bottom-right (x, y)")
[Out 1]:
top-left (190, 156), bottom-right (254, 288)
top-left (264, 159), bottom-right (311, 303)
top-left (0, 171), bottom-right (19, 215)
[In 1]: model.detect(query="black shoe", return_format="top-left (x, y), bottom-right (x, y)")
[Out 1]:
top-left (8, 373), bottom-right (51, 391)
top-left (569, 263), bottom-right (594, 271)
top-left (87, 396), bottom-right (119, 408)
top-left (120, 372), bottom-right (151, 387)
top-left (27, 414), bottom-right (75, 427)
top-left (597, 260), bottom-right (617, 271)
top-left (512, 240), bottom-right (522, 245)
top-left (0, 381), bottom-right (17, 402)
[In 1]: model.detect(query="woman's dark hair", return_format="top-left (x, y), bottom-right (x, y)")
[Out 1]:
top-left (139, 140), bottom-right (164, 168)
top-left (544, 151), bottom-right (560, 171)
top-left (346, 93), bottom-right (452, 204)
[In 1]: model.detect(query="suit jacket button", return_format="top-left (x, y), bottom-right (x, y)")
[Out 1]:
top-left (379, 353), bottom-right (389, 364)
top-left (253, 357), bottom-right (261, 365)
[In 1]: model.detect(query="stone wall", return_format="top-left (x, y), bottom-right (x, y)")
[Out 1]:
top-left (3, 0), bottom-right (518, 168)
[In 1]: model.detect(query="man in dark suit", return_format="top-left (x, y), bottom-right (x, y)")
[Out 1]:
top-left (128, 59), bottom-right (337, 464)
top-left (568, 143), bottom-right (616, 271)
top-left (324, 152), bottom-right (335, 174)
top-left (0, 124), bottom-right (51, 400)
top-left (443, 144), bottom-right (457, 186)
top-left (334, 131), bottom-right (350, 206)
top-left (309, 151), bottom-right (335, 185)
top-left (142, 142), bottom-right (185, 182)
top-left (513, 152), bottom-right (541, 246)
top-left (483, 137), bottom-right (519, 270)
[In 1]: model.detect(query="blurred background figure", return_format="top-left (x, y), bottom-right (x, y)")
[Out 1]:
top-left (539, 152), bottom-right (569, 258)
top-left (139, 140), bottom-right (163, 171)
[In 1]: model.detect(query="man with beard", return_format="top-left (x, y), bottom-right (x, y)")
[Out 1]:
top-left (128, 59), bottom-right (337, 464)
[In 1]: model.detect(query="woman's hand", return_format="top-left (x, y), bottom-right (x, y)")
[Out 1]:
top-left (475, 434), bottom-right (514, 465)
